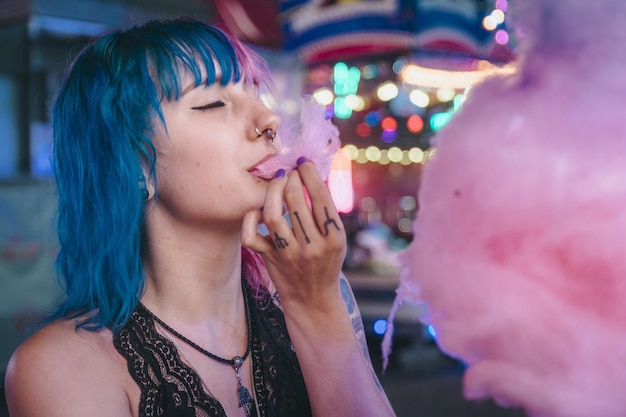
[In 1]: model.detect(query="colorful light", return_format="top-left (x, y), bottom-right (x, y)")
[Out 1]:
top-left (407, 115), bottom-right (424, 133)
top-left (312, 87), bottom-right (334, 106)
top-left (365, 146), bottom-right (382, 162)
top-left (334, 96), bottom-right (351, 119)
top-left (430, 112), bottom-right (454, 131)
top-left (333, 61), bottom-right (361, 119)
top-left (356, 122), bottom-right (371, 137)
top-left (365, 111), bottom-right (382, 126)
top-left (373, 319), bottom-right (388, 335)
top-left (343, 145), bottom-right (428, 166)
top-left (387, 147), bottom-right (403, 163)
top-left (495, 29), bottom-right (510, 45)
top-left (376, 81), bottom-right (399, 102)
top-left (345, 94), bottom-right (366, 111)
top-left (491, 9), bottom-right (505, 24)
top-left (381, 116), bottom-right (397, 131)
top-left (362, 64), bottom-right (378, 79)
top-left (328, 149), bottom-right (354, 213)
top-left (482, 15), bottom-right (498, 31)
top-left (436, 87), bottom-right (456, 102)
top-left (408, 147), bottom-right (425, 163)
top-left (381, 129), bottom-right (397, 143)
top-left (409, 89), bottom-right (430, 107)
top-left (402, 63), bottom-right (516, 89)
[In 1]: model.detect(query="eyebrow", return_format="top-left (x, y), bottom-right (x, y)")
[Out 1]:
top-left (181, 74), bottom-right (223, 96)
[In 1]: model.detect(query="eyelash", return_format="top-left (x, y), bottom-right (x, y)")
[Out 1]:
top-left (191, 101), bottom-right (225, 111)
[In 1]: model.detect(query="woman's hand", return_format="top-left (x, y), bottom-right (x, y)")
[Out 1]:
top-left (241, 159), bottom-right (347, 314)
top-left (242, 160), bottom-right (395, 417)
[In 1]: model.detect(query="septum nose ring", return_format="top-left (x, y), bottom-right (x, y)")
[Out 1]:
top-left (255, 127), bottom-right (276, 142)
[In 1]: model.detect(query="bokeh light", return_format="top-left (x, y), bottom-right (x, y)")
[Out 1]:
top-left (407, 115), bottom-right (424, 133)
top-left (356, 122), bottom-right (371, 137)
top-left (376, 81), bottom-right (399, 101)
top-left (381, 116), bottom-right (397, 131)
top-left (495, 29), bottom-right (509, 45)
top-left (409, 89), bottom-right (430, 107)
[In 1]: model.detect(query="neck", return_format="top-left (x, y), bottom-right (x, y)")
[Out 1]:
top-left (140, 280), bottom-right (252, 365)
top-left (141, 210), bottom-right (245, 324)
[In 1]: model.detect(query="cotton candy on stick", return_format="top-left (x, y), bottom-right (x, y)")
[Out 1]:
top-left (255, 96), bottom-right (340, 180)
top-left (385, 1), bottom-right (626, 416)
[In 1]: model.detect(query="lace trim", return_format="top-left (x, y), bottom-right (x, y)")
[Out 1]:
top-left (113, 283), bottom-right (312, 417)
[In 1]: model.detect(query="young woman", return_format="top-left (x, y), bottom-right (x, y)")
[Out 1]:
top-left (4, 17), bottom-right (395, 417)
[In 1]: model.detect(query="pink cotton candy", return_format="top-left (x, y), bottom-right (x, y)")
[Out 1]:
top-left (255, 96), bottom-right (340, 180)
top-left (387, 1), bottom-right (626, 416)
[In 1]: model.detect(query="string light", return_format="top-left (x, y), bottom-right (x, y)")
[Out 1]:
top-left (341, 145), bottom-right (437, 165)
top-left (401, 62), bottom-right (516, 89)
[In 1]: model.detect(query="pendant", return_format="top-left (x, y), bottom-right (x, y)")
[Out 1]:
top-left (237, 385), bottom-right (255, 417)
top-left (232, 356), bottom-right (258, 417)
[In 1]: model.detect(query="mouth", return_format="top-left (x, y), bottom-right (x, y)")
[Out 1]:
top-left (248, 153), bottom-right (278, 180)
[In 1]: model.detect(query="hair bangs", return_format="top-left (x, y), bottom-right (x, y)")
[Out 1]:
top-left (142, 18), bottom-right (272, 102)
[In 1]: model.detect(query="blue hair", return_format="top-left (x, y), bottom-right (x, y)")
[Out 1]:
top-left (51, 17), bottom-right (272, 331)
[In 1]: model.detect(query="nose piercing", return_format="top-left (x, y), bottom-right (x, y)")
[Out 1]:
top-left (255, 127), bottom-right (276, 142)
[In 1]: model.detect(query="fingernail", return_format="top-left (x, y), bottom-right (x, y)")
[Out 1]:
top-left (274, 168), bottom-right (286, 178)
top-left (296, 156), bottom-right (308, 166)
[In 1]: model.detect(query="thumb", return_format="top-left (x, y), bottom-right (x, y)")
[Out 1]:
top-left (241, 209), bottom-right (273, 255)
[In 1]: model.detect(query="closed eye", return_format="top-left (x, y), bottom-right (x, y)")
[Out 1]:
top-left (191, 101), bottom-right (226, 111)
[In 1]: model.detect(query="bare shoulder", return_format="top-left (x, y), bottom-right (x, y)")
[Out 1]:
top-left (4, 318), bottom-right (134, 417)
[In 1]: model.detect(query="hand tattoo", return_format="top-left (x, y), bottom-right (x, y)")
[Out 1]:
top-left (322, 206), bottom-right (340, 236)
top-left (293, 211), bottom-right (311, 244)
top-left (273, 232), bottom-right (289, 249)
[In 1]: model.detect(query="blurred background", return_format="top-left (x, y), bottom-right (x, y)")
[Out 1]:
top-left (0, 0), bottom-right (525, 415)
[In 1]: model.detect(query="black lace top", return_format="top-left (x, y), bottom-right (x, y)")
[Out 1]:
top-left (113, 284), bottom-right (312, 417)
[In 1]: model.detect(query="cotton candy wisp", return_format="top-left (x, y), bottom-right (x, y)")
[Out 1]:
top-left (254, 96), bottom-right (340, 180)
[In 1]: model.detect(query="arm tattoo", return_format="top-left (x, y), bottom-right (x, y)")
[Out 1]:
top-left (322, 206), bottom-right (340, 236)
top-left (292, 211), bottom-right (311, 243)
top-left (273, 232), bottom-right (289, 249)
top-left (340, 274), bottom-right (385, 391)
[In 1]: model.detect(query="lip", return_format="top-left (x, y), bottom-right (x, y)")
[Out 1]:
top-left (248, 153), bottom-right (278, 179)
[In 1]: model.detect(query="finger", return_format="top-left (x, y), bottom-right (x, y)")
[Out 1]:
top-left (241, 209), bottom-right (273, 254)
top-left (283, 169), bottom-right (322, 246)
top-left (297, 161), bottom-right (344, 238)
top-left (262, 173), bottom-right (296, 251)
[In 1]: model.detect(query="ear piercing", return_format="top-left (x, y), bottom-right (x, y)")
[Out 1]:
top-left (255, 127), bottom-right (276, 142)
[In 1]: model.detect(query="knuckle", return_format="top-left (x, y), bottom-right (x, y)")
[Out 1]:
top-left (262, 212), bottom-right (284, 229)
top-left (283, 183), bottom-right (301, 202)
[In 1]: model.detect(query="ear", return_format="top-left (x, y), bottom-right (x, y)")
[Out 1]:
top-left (139, 162), bottom-right (156, 201)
